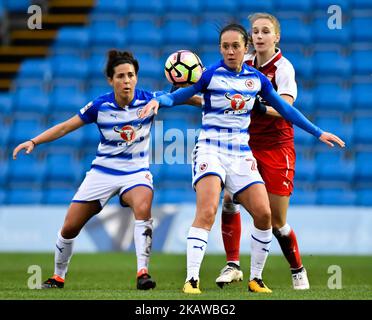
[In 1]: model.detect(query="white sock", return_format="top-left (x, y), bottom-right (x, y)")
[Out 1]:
top-left (250, 226), bottom-right (272, 281)
top-left (186, 227), bottom-right (209, 282)
top-left (54, 231), bottom-right (75, 279)
top-left (134, 219), bottom-right (153, 273)
top-left (277, 223), bottom-right (291, 236)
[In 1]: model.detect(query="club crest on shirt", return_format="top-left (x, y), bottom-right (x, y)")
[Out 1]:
top-left (199, 162), bottom-right (208, 172)
top-left (114, 124), bottom-right (142, 145)
top-left (245, 79), bottom-right (255, 89)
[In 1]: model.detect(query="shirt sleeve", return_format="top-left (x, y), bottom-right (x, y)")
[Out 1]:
top-left (275, 61), bottom-right (297, 101)
top-left (78, 100), bottom-right (99, 124)
top-left (261, 87), bottom-right (323, 138)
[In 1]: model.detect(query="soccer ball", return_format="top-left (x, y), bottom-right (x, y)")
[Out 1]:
top-left (164, 50), bottom-right (203, 87)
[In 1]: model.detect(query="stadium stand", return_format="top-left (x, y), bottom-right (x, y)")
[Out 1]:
top-left (1, 0), bottom-right (371, 205)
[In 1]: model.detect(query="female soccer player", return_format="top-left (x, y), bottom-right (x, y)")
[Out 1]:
top-left (139, 23), bottom-right (344, 294)
top-left (216, 13), bottom-right (313, 290)
top-left (13, 50), bottom-right (163, 290)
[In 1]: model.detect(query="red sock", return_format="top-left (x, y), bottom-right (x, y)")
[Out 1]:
top-left (274, 229), bottom-right (303, 270)
top-left (221, 212), bottom-right (241, 262)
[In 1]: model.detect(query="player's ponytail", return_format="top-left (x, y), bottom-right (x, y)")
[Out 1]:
top-left (106, 49), bottom-right (139, 78)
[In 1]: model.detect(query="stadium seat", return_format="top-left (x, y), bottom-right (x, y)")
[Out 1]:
top-left (46, 115), bottom-right (84, 147)
top-left (355, 152), bottom-right (372, 182)
top-left (128, 0), bottom-right (164, 14)
top-left (294, 126), bottom-right (315, 147)
top-left (311, 18), bottom-right (350, 45)
top-left (81, 123), bottom-right (101, 148)
top-left (45, 153), bottom-right (83, 186)
top-left (284, 51), bottom-right (313, 80)
top-left (126, 20), bottom-right (162, 47)
top-left (356, 189), bottom-right (372, 206)
top-left (315, 151), bottom-right (355, 183)
top-left (313, 51), bottom-right (351, 77)
top-left (157, 187), bottom-right (196, 203)
top-left (89, 22), bottom-right (126, 49)
top-left (352, 0), bottom-right (372, 9)
top-left (3, 0), bottom-right (30, 12)
top-left (294, 152), bottom-right (315, 182)
top-left (0, 159), bottom-right (9, 188)
top-left (295, 87), bottom-right (314, 114)
top-left (317, 188), bottom-right (356, 206)
top-left (8, 154), bottom-right (46, 185)
top-left (7, 188), bottom-right (43, 205)
top-left (315, 115), bottom-right (353, 146)
top-left (352, 83), bottom-right (372, 111)
top-left (353, 116), bottom-right (372, 145)
top-left (53, 27), bottom-right (90, 51)
top-left (50, 85), bottom-right (87, 113)
top-left (290, 188), bottom-right (317, 205)
top-left (280, 18), bottom-right (311, 44)
top-left (9, 118), bottom-right (46, 146)
top-left (43, 187), bottom-right (76, 204)
top-left (313, 0), bottom-right (350, 10)
top-left (92, 0), bottom-right (128, 14)
top-left (352, 50), bottom-right (372, 75)
top-left (51, 55), bottom-right (89, 80)
top-left (164, 0), bottom-right (200, 14)
top-left (199, 21), bottom-right (220, 46)
top-left (13, 87), bottom-right (49, 114)
top-left (275, 0), bottom-right (312, 11)
top-left (162, 20), bottom-right (199, 47)
top-left (314, 84), bottom-right (352, 112)
top-left (16, 59), bottom-right (52, 82)
top-left (351, 17), bottom-right (372, 42)
top-left (200, 0), bottom-right (238, 14)
top-left (162, 164), bottom-right (191, 182)
top-left (238, 0), bottom-right (273, 12)
top-left (136, 53), bottom-right (163, 79)
top-left (0, 92), bottom-right (13, 115)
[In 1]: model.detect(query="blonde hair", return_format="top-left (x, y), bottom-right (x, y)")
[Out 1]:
top-left (248, 13), bottom-right (281, 49)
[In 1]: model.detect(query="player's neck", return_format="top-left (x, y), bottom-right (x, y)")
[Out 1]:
top-left (114, 93), bottom-right (132, 108)
top-left (255, 48), bottom-right (276, 68)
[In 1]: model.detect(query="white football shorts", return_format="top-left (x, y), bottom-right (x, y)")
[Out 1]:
top-left (72, 168), bottom-right (153, 208)
top-left (192, 149), bottom-right (264, 201)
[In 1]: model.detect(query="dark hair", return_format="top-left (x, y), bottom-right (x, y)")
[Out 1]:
top-left (219, 23), bottom-right (249, 47)
top-left (105, 50), bottom-right (139, 78)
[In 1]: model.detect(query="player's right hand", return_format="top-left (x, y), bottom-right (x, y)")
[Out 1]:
top-left (319, 132), bottom-right (345, 148)
top-left (12, 140), bottom-right (35, 160)
top-left (139, 99), bottom-right (160, 118)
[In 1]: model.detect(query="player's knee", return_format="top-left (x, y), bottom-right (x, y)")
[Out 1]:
top-left (253, 206), bottom-right (271, 228)
top-left (196, 206), bottom-right (218, 227)
top-left (61, 225), bottom-right (80, 239)
top-left (133, 201), bottom-right (152, 220)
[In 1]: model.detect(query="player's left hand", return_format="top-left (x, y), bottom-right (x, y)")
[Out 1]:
top-left (139, 99), bottom-right (160, 118)
top-left (319, 132), bottom-right (345, 148)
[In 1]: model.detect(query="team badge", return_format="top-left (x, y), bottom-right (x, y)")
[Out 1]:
top-left (245, 79), bottom-right (254, 89)
top-left (199, 162), bottom-right (208, 172)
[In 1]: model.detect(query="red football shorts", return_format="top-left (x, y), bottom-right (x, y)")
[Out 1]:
top-left (252, 146), bottom-right (295, 196)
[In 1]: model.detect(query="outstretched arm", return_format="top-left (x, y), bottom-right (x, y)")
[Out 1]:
top-left (12, 115), bottom-right (85, 159)
top-left (262, 88), bottom-right (345, 148)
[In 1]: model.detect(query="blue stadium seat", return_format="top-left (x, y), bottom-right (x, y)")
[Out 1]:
top-left (0, 159), bottom-right (9, 188)
top-left (50, 85), bottom-right (87, 113)
top-left (0, 120), bottom-right (10, 147)
top-left (8, 154), bottom-right (46, 185)
top-left (352, 83), bottom-right (372, 111)
top-left (311, 18), bottom-right (350, 44)
top-left (51, 55), bottom-right (89, 80)
top-left (200, 50), bottom-right (221, 68)
top-left (0, 92), bottom-right (13, 115)
top-left (156, 187), bottom-right (196, 203)
top-left (16, 59), bottom-right (52, 82)
top-left (45, 153), bottom-right (83, 185)
top-left (162, 20), bottom-right (199, 47)
top-left (9, 118), bottom-right (46, 146)
top-left (315, 115), bottom-right (353, 146)
top-left (13, 87), bottom-right (49, 114)
top-left (53, 27), bottom-right (90, 51)
top-left (294, 126), bottom-right (315, 147)
top-left (313, 51), bottom-right (351, 77)
top-left (126, 20), bottom-right (162, 47)
top-left (314, 84), bottom-right (352, 112)
top-left (352, 0), bottom-right (372, 9)
top-left (284, 51), bottom-right (313, 80)
top-left (0, 190), bottom-right (5, 205)
top-left (352, 50), bottom-right (372, 75)
top-left (313, 0), bottom-right (350, 10)
top-left (355, 152), bottom-right (372, 182)
top-left (3, 0), bottom-right (30, 12)
top-left (136, 53), bottom-right (163, 79)
top-left (88, 54), bottom-right (107, 78)
top-left (92, 0), bottom-right (128, 14)
top-left (353, 116), bottom-right (372, 144)
top-left (295, 87), bottom-right (314, 114)
top-left (238, 0), bottom-right (273, 12)
top-left (7, 189), bottom-right (43, 205)
top-left (162, 164), bottom-right (191, 182)
top-left (315, 151), bottom-right (355, 182)
top-left (280, 18), bottom-right (311, 44)
top-left (128, 0), bottom-right (164, 14)
top-left (356, 189), bottom-right (372, 206)
top-left (317, 188), bottom-right (356, 206)
top-left (164, 0), bottom-right (200, 14)
top-left (199, 21), bottom-right (220, 46)
top-left (86, 85), bottom-right (111, 101)
top-left (89, 22), bottom-right (126, 49)
top-left (294, 152), bottom-right (315, 182)
top-left (81, 123), bottom-right (101, 148)
top-left (200, 0), bottom-right (237, 13)
top-left (290, 188), bottom-right (317, 205)
top-left (275, 0), bottom-right (312, 11)
top-left (43, 187), bottom-right (75, 204)
top-left (351, 17), bottom-right (372, 42)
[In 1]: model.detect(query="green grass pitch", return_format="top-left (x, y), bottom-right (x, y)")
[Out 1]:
top-left (0, 253), bottom-right (371, 300)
